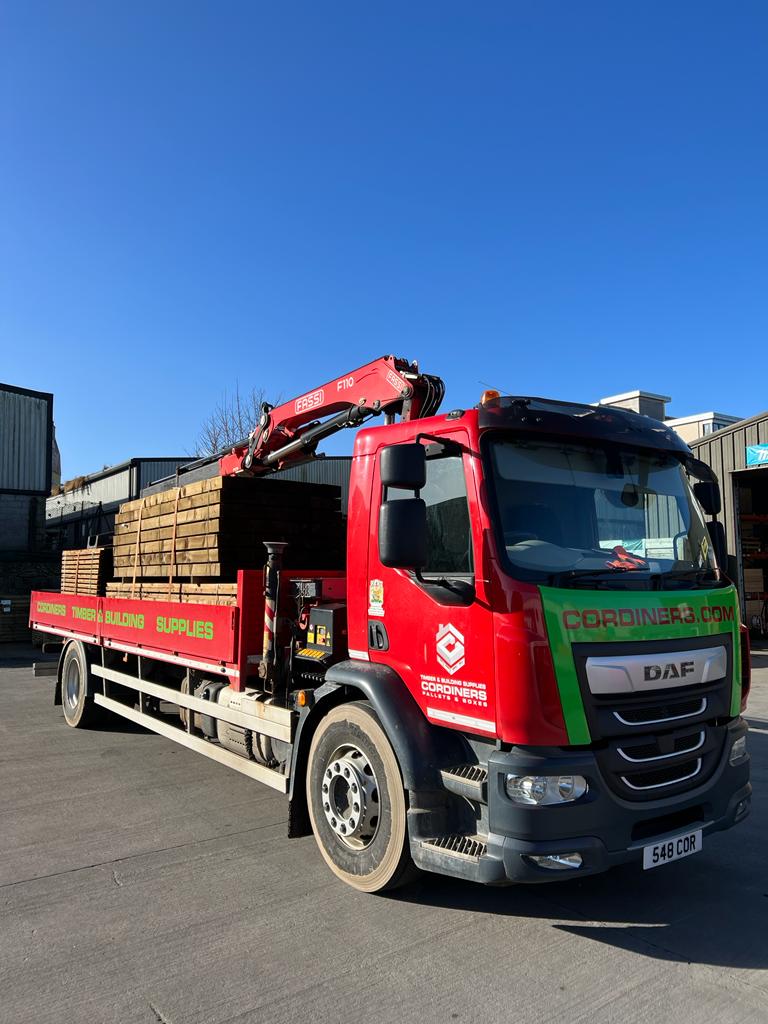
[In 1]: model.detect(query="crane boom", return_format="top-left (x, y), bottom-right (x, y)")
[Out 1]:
top-left (218, 355), bottom-right (444, 477)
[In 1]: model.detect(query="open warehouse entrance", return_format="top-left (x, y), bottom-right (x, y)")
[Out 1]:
top-left (691, 414), bottom-right (768, 647)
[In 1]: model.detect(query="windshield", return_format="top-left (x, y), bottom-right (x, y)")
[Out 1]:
top-left (487, 438), bottom-right (718, 585)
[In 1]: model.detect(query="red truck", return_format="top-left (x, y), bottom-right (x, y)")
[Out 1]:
top-left (31, 355), bottom-right (751, 892)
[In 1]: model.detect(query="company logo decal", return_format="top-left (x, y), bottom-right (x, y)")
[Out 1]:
top-left (368, 578), bottom-right (384, 617)
top-left (436, 622), bottom-right (465, 675)
top-left (644, 661), bottom-right (694, 682)
top-left (295, 389), bottom-right (325, 414)
top-left (386, 369), bottom-right (404, 394)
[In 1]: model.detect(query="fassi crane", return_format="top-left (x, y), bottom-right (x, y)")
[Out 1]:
top-left (218, 355), bottom-right (445, 478)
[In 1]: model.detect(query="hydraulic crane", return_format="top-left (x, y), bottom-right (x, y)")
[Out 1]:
top-left (218, 355), bottom-right (445, 477)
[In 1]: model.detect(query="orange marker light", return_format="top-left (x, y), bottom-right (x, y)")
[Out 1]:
top-left (297, 690), bottom-right (308, 707)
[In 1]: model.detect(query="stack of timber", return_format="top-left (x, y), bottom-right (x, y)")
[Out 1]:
top-left (0, 595), bottom-right (36, 643)
top-left (105, 581), bottom-right (238, 605)
top-left (61, 547), bottom-right (112, 596)
top-left (112, 476), bottom-right (345, 583)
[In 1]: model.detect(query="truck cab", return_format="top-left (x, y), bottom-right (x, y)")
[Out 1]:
top-left (330, 394), bottom-right (750, 883)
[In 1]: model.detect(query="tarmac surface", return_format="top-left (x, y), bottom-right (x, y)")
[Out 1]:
top-left (1, 644), bottom-right (766, 1024)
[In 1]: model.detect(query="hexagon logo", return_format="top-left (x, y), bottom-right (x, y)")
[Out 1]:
top-left (436, 622), bottom-right (465, 676)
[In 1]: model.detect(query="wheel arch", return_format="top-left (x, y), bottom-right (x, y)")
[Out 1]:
top-left (287, 659), bottom-right (467, 838)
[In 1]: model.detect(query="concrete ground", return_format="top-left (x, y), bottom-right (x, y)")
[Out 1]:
top-left (0, 646), bottom-right (766, 1024)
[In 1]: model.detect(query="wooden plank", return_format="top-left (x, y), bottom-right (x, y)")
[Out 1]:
top-left (113, 534), bottom-right (220, 555)
top-left (105, 593), bottom-right (236, 606)
top-left (116, 479), bottom-right (340, 522)
top-left (105, 581), bottom-right (237, 593)
top-left (112, 562), bottom-right (224, 578)
top-left (115, 491), bottom-right (222, 524)
top-left (111, 521), bottom-right (226, 544)
top-left (114, 504), bottom-right (220, 532)
top-left (117, 477), bottom-right (225, 516)
top-left (114, 549), bottom-right (221, 567)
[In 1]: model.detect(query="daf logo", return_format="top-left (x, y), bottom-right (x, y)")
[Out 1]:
top-left (643, 660), bottom-right (695, 682)
top-left (436, 623), bottom-right (465, 676)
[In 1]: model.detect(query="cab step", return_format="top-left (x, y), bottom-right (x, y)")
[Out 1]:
top-left (421, 833), bottom-right (488, 861)
top-left (439, 764), bottom-right (488, 803)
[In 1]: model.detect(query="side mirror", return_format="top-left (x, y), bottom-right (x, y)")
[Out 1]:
top-left (380, 443), bottom-right (426, 490)
top-left (694, 480), bottom-right (721, 517)
top-left (707, 520), bottom-right (727, 571)
top-left (379, 498), bottom-right (427, 568)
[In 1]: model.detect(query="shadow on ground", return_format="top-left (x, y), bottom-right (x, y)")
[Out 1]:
top-left (393, 726), bottom-right (766, 972)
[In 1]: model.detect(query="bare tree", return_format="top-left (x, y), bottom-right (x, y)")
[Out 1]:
top-left (192, 384), bottom-right (280, 456)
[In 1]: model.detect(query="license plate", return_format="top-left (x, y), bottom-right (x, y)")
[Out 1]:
top-left (642, 829), bottom-right (702, 870)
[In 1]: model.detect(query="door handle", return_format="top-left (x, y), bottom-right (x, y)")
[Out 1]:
top-left (368, 621), bottom-right (389, 651)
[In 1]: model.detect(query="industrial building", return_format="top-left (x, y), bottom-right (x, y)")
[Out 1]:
top-left (0, 383), bottom-right (60, 641)
top-left (46, 457), bottom-right (190, 548)
top-left (598, 389), bottom-right (766, 636)
top-left (690, 413), bottom-right (768, 636)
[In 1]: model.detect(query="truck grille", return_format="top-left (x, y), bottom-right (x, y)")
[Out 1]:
top-left (572, 635), bottom-right (733, 801)
top-left (612, 697), bottom-right (707, 728)
top-left (594, 723), bottom-right (724, 801)
top-left (620, 757), bottom-right (702, 791)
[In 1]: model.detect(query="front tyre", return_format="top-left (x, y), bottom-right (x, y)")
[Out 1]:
top-left (307, 701), bottom-right (416, 893)
top-left (60, 641), bottom-right (103, 728)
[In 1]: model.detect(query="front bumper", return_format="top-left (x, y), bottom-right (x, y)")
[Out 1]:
top-left (475, 716), bottom-right (750, 885)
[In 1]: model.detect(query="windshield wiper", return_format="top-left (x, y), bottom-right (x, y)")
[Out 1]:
top-left (553, 567), bottom-right (650, 588)
top-left (658, 569), bottom-right (720, 590)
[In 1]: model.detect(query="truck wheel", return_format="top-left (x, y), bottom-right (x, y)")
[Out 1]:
top-left (307, 701), bottom-right (416, 893)
top-left (61, 642), bottom-right (102, 728)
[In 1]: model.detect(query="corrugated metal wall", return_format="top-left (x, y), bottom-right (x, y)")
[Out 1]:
top-left (690, 412), bottom-right (768, 562)
top-left (57, 467), bottom-right (132, 509)
top-left (0, 385), bottom-right (53, 494)
top-left (272, 458), bottom-right (352, 512)
top-left (136, 459), bottom-right (191, 494)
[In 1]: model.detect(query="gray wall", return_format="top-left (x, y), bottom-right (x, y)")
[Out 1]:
top-left (0, 494), bottom-right (47, 551)
top-left (0, 384), bottom-right (53, 494)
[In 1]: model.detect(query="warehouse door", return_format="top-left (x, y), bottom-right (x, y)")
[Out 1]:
top-left (734, 468), bottom-right (768, 646)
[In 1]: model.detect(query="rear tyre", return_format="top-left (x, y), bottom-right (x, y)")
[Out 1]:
top-left (60, 641), bottom-right (103, 728)
top-left (307, 701), bottom-right (417, 893)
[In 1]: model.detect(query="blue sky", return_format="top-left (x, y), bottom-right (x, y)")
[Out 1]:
top-left (1, 2), bottom-right (766, 478)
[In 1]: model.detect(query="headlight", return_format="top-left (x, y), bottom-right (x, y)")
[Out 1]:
top-left (528, 852), bottom-right (583, 870)
top-left (505, 774), bottom-right (588, 805)
top-left (729, 735), bottom-right (748, 765)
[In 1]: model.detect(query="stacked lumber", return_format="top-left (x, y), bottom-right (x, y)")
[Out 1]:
top-left (0, 595), bottom-right (36, 643)
top-left (61, 547), bottom-right (112, 596)
top-left (105, 582), bottom-right (238, 605)
top-left (112, 476), bottom-right (345, 582)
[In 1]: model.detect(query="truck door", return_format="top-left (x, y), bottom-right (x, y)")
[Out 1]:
top-left (367, 433), bottom-right (497, 738)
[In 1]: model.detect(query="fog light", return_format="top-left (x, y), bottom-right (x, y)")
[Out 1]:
top-left (729, 736), bottom-right (748, 765)
top-left (528, 852), bottom-right (583, 871)
top-left (505, 774), bottom-right (588, 805)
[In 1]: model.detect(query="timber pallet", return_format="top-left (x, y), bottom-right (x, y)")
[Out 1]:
top-left (61, 547), bottom-right (112, 596)
top-left (112, 475), bottom-right (345, 581)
